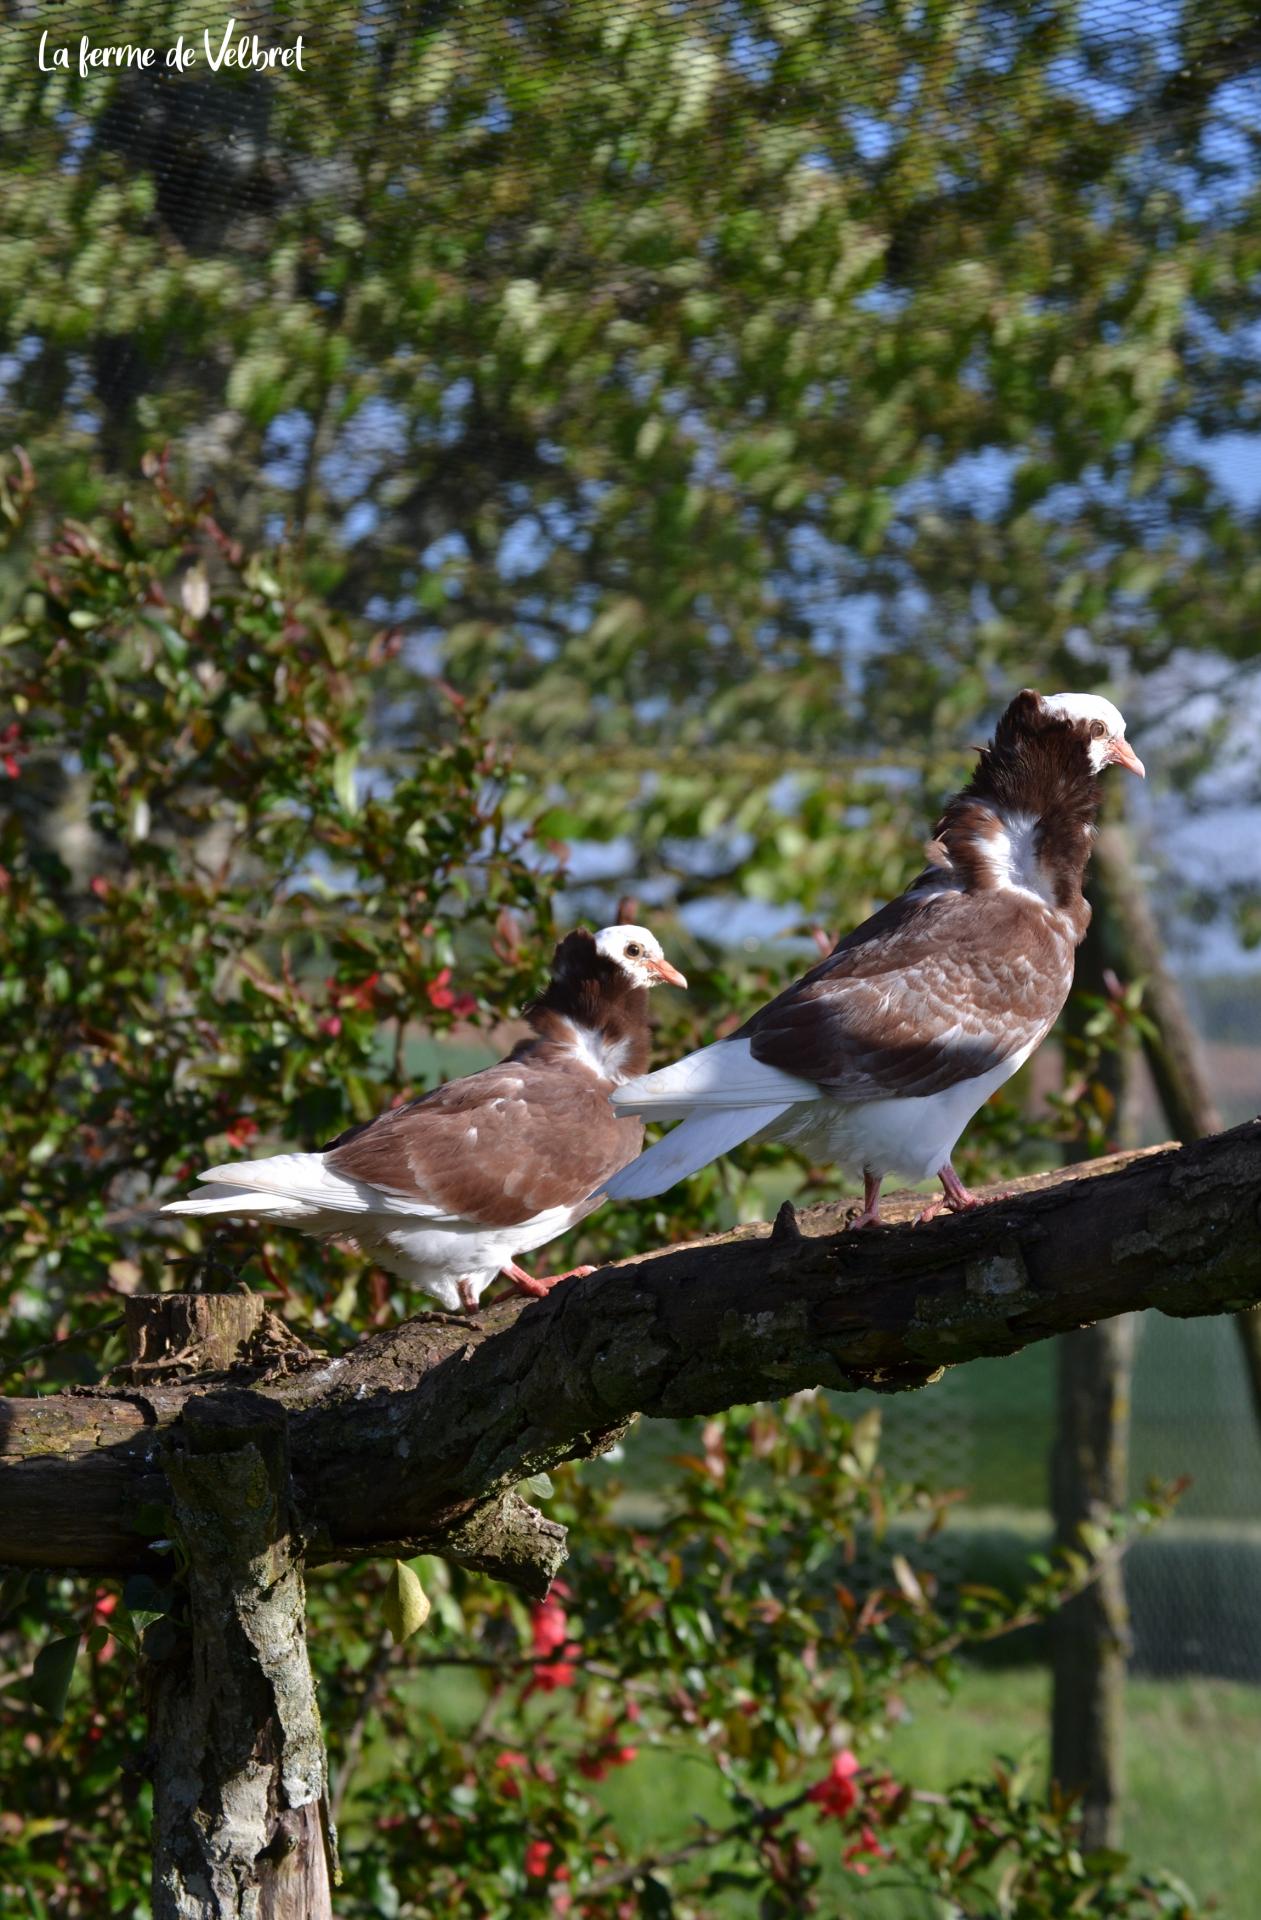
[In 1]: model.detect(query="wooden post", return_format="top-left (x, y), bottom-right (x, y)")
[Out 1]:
top-left (1050, 1313), bottom-right (1135, 1848)
top-left (127, 1295), bottom-right (335, 1920)
top-left (1090, 826), bottom-right (1261, 1433)
top-left (1049, 882), bottom-right (1134, 1849)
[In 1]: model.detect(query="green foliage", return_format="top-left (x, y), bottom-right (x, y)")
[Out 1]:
top-left (1, 1), bottom-right (1255, 1909)
top-left (0, 469), bottom-right (1205, 1917)
top-left (1, 0), bottom-right (1260, 936)
top-left (0, 460), bottom-right (558, 1357)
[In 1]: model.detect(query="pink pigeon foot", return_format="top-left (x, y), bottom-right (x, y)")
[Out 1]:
top-left (847, 1171), bottom-right (885, 1231)
top-left (916, 1163), bottom-right (1014, 1224)
top-left (501, 1259), bottom-right (597, 1299)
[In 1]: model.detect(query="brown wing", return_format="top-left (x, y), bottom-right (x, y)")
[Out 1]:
top-left (324, 1058), bottom-right (643, 1228)
top-left (739, 889), bottom-right (1075, 1101)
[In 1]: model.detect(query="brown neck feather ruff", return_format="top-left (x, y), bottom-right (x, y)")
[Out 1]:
top-left (516, 931), bottom-right (652, 1076)
top-left (927, 689), bottom-right (1101, 918)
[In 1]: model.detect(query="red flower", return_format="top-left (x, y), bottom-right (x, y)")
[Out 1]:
top-left (426, 968), bottom-right (476, 1018)
top-left (328, 972), bottom-right (381, 1012)
top-left (578, 1743), bottom-right (638, 1781)
top-left (530, 1653), bottom-right (577, 1693)
top-left (531, 1596), bottom-right (569, 1658)
top-left (524, 1592), bottom-right (579, 1691)
top-left (225, 1116), bottom-right (259, 1151)
top-left (806, 1749), bottom-right (861, 1820)
top-left (494, 1750), bottom-right (528, 1799)
top-left (524, 1839), bottom-right (553, 1880)
top-left (319, 1013), bottom-right (343, 1037)
top-left (842, 1824), bottom-right (890, 1875)
top-left (89, 875), bottom-right (111, 899)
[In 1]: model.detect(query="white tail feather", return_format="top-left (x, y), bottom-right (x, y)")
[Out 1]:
top-left (612, 1037), bottom-right (816, 1118)
top-left (602, 1104), bottom-right (791, 1202)
top-left (162, 1149), bottom-right (447, 1222)
top-left (160, 1185), bottom-right (320, 1220)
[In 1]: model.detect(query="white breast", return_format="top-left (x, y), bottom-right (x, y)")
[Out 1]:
top-left (763, 1035), bottom-right (1041, 1184)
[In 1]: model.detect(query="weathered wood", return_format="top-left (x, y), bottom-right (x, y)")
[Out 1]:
top-left (1091, 824), bottom-right (1224, 1145)
top-left (1050, 1313), bottom-right (1135, 1849)
top-left (1049, 880), bottom-right (1135, 1849)
top-left (1092, 825), bottom-right (1261, 1445)
top-left (144, 1371), bottom-right (333, 1920)
top-left (123, 1293), bottom-right (272, 1378)
top-left (2, 1123), bottom-right (1260, 1593)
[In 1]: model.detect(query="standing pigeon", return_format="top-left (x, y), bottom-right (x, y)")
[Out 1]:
top-left (162, 925), bottom-right (686, 1309)
top-left (602, 691), bottom-right (1144, 1225)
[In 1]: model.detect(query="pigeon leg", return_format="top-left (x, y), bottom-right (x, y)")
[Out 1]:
top-left (919, 1163), bottom-right (1016, 1224)
top-left (501, 1258), bottom-right (597, 1299)
top-left (847, 1171), bottom-right (885, 1230)
top-left (939, 1163), bottom-right (980, 1209)
top-left (457, 1277), bottom-right (481, 1311)
top-left (916, 1162), bottom-right (982, 1224)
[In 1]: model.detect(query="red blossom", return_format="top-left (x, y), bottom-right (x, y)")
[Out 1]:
top-left (524, 1839), bottom-right (553, 1880)
top-left (805, 1749), bottom-right (861, 1820)
top-left (530, 1595), bottom-right (569, 1657)
top-left (527, 1595), bottom-right (579, 1691)
top-left (225, 1116), bottom-right (259, 1151)
top-left (530, 1651), bottom-right (578, 1693)
top-left (494, 1750), bottom-right (528, 1799)
top-left (426, 968), bottom-right (477, 1017)
top-left (842, 1823), bottom-right (890, 1875)
top-left (318, 1014), bottom-right (342, 1037)
top-left (327, 972), bottom-right (381, 1012)
top-left (577, 1743), bottom-right (638, 1781)
top-left (89, 875), bottom-right (111, 899)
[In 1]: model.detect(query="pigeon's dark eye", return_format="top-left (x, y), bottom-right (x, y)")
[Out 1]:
top-left (625, 942), bottom-right (643, 958)
top-left (1089, 719), bottom-right (1107, 740)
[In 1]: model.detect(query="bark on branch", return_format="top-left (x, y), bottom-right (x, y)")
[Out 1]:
top-left (2, 1122), bottom-right (1260, 1596)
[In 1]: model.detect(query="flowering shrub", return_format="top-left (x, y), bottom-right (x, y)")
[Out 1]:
top-left (0, 467), bottom-right (1204, 1917)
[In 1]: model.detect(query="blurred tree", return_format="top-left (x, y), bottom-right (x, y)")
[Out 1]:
top-left (0, 0), bottom-right (1259, 938)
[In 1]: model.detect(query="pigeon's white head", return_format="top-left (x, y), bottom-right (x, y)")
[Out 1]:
top-left (1041, 692), bottom-right (1144, 777)
top-left (595, 924), bottom-right (688, 990)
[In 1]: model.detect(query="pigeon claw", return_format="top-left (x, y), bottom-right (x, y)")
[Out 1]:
top-left (502, 1261), bottom-right (596, 1299)
top-left (847, 1206), bottom-right (885, 1230)
top-left (916, 1165), bottom-right (1017, 1224)
top-left (845, 1171), bottom-right (885, 1231)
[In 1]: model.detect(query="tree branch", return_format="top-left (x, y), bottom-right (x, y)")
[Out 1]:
top-left (2, 1123), bottom-right (1259, 1594)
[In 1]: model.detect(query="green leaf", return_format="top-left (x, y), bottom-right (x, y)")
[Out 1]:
top-left (849, 1407), bottom-right (882, 1474)
top-left (27, 1634), bottom-right (80, 1721)
top-left (382, 1559), bottom-right (430, 1644)
top-left (0, 1569), bottom-right (30, 1623)
top-left (332, 747), bottom-right (359, 815)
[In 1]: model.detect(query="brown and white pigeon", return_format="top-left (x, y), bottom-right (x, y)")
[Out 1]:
top-left (602, 691), bottom-right (1144, 1225)
top-left (162, 925), bottom-right (686, 1309)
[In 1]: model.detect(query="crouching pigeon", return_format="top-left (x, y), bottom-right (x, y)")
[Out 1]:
top-left (602, 690), bottom-right (1144, 1226)
top-left (162, 925), bottom-right (686, 1309)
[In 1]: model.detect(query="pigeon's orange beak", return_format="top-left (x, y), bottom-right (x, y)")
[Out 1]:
top-left (1108, 737), bottom-right (1145, 778)
top-left (649, 956), bottom-right (688, 989)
